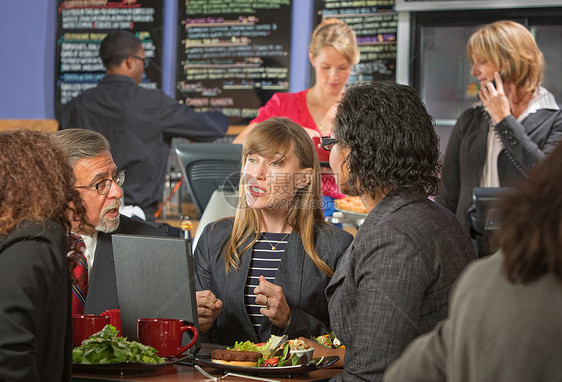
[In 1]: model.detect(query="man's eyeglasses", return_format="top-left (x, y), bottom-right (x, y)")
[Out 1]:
top-left (75, 170), bottom-right (126, 195)
top-left (132, 55), bottom-right (150, 68)
top-left (321, 136), bottom-right (340, 151)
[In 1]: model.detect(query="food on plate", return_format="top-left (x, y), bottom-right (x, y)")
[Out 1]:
top-left (229, 334), bottom-right (286, 358)
top-left (287, 339), bottom-right (311, 350)
top-left (224, 335), bottom-right (313, 368)
top-left (335, 196), bottom-right (367, 214)
top-left (314, 332), bottom-right (345, 349)
top-left (211, 349), bottom-right (262, 367)
top-left (72, 324), bottom-right (165, 364)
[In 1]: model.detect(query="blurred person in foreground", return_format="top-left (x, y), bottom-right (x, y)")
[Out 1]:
top-left (195, 117), bottom-right (353, 345)
top-left (58, 30), bottom-right (229, 221)
top-left (435, 20), bottom-right (562, 256)
top-left (385, 142), bottom-right (562, 382)
top-left (0, 130), bottom-right (87, 381)
top-left (53, 129), bottom-right (165, 316)
top-left (234, 19), bottom-right (360, 215)
top-left (313, 81), bottom-right (476, 381)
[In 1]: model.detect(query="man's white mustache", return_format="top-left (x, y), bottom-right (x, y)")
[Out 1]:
top-left (101, 200), bottom-right (121, 215)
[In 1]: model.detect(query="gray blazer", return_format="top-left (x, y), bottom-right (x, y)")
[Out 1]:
top-left (436, 105), bottom-right (562, 231)
top-left (84, 215), bottom-right (166, 315)
top-left (327, 192), bottom-right (476, 382)
top-left (384, 252), bottom-right (562, 382)
top-left (194, 218), bottom-right (353, 346)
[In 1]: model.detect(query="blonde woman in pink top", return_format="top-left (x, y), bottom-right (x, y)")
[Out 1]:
top-left (234, 19), bottom-right (359, 204)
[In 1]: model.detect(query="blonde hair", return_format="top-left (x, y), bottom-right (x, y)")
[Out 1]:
top-left (309, 19), bottom-right (360, 65)
top-left (224, 117), bottom-right (333, 277)
top-left (467, 20), bottom-right (544, 101)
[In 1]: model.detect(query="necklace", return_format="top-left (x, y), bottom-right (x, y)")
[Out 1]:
top-left (260, 232), bottom-right (291, 251)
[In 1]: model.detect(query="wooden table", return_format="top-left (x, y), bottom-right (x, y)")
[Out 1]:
top-left (73, 363), bottom-right (341, 381)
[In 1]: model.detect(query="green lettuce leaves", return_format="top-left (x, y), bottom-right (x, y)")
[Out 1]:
top-left (72, 324), bottom-right (166, 364)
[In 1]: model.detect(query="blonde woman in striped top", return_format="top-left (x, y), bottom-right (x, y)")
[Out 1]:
top-left (194, 117), bottom-right (353, 345)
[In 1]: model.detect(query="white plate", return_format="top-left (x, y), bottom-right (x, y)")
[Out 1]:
top-left (191, 355), bottom-right (339, 377)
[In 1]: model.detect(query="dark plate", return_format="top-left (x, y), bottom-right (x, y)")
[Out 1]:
top-left (191, 354), bottom-right (340, 377)
top-left (72, 354), bottom-right (190, 374)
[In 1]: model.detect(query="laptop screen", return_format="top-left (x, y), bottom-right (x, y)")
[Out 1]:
top-left (112, 234), bottom-right (200, 353)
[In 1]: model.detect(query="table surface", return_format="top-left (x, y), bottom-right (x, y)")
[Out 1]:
top-left (72, 363), bottom-right (341, 381)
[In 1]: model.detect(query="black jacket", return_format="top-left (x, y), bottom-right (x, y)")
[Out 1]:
top-left (0, 220), bottom-right (72, 382)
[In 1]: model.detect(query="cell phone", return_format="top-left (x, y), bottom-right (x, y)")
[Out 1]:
top-left (478, 72), bottom-right (503, 100)
top-left (490, 72), bottom-right (504, 89)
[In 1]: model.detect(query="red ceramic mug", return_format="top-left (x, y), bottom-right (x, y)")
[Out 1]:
top-left (137, 318), bottom-right (198, 358)
top-left (72, 314), bottom-right (110, 348)
top-left (100, 308), bottom-right (122, 336)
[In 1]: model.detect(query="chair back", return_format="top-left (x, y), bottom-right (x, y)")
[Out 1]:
top-left (175, 142), bottom-right (243, 217)
top-left (467, 187), bottom-right (512, 257)
top-left (468, 187), bottom-right (510, 235)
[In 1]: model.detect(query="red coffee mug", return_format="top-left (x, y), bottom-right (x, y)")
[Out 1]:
top-left (72, 314), bottom-right (110, 348)
top-left (137, 318), bottom-right (198, 358)
top-left (100, 309), bottom-right (122, 336)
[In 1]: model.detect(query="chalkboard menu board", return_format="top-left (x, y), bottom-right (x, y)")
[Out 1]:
top-left (176, 1), bottom-right (292, 125)
top-left (55, 0), bottom-right (163, 118)
top-left (314, 0), bottom-right (397, 83)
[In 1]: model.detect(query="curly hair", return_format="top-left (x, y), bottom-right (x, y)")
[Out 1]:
top-left (333, 81), bottom-right (441, 198)
top-left (0, 130), bottom-right (87, 237)
top-left (492, 142), bottom-right (562, 283)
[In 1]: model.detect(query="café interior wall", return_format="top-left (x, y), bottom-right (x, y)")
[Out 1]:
top-left (0, 0), bottom-right (313, 119)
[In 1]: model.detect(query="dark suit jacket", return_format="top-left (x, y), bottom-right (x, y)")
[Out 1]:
top-left (84, 215), bottom-right (166, 315)
top-left (436, 105), bottom-right (562, 231)
top-left (327, 192), bottom-right (476, 382)
top-left (0, 220), bottom-right (72, 382)
top-left (194, 218), bottom-right (353, 346)
top-left (384, 252), bottom-right (562, 382)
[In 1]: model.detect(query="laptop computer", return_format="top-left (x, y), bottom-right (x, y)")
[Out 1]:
top-left (112, 234), bottom-right (200, 354)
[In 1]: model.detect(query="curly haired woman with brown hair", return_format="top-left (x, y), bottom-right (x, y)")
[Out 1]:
top-left (0, 130), bottom-right (87, 382)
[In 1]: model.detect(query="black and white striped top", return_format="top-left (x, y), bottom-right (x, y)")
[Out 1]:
top-left (244, 232), bottom-right (290, 333)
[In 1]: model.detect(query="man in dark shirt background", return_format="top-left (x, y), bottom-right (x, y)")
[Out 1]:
top-left (58, 30), bottom-right (229, 221)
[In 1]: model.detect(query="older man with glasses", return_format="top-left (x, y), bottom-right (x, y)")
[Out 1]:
top-left (53, 129), bottom-right (166, 315)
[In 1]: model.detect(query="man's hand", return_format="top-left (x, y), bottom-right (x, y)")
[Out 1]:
top-left (196, 290), bottom-right (222, 334)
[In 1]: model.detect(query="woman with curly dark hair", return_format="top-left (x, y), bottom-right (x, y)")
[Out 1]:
top-left (385, 144), bottom-right (562, 382)
top-left (0, 130), bottom-right (87, 381)
top-left (317, 81), bottom-right (476, 381)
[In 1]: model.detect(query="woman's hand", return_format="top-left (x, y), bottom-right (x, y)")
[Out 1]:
top-left (298, 337), bottom-right (345, 368)
top-left (254, 275), bottom-right (291, 329)
top-left (196, 290), bottom-right (223, 334)
top-left (479, 71), bottom-right (511, 123)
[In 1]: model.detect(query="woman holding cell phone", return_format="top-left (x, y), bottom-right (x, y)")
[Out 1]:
top-left (435, 20), bottom-right (562, 256)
